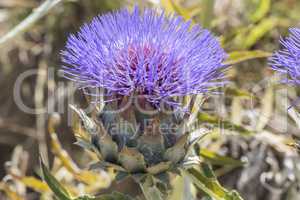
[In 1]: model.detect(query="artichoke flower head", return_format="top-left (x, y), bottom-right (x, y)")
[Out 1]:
top-left (62, 6), bottom-right (227, 194)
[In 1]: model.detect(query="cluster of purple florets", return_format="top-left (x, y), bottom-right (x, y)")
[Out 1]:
top-left (270, 28), bottom-right (300, 85)
top-left (61, 7), bottom-right (227, 106)
top-left (62, 6), bottom-right (300, 106)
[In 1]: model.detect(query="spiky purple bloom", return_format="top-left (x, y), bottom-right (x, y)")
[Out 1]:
top-left (270, 28), bottom-right (300, 85)
top-left (62, 7), bottom-right (227, 106)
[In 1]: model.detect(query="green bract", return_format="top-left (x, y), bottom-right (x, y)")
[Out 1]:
top-left (68, 97), bottom-right (206, 198)
top-left (70, 100), bottom-right (204, 177)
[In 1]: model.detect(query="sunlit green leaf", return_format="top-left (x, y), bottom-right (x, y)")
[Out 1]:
top-left (20, 176), bottom-right (50, 193)
top-left (160, 0), bottom-right (192, 20)
top-left (225, 87), bottom-right (252, 99)
top-left (41, 160), bottom-right (72, 200)
top-left (225, 50), bottom-right (271, 65)
top-left (198, 113), bottom-right (253, 136)
top-left (243, 17), bottom-right (277, 49)
top-left (250, 0), bottom-right (271, 23)
top-left (199, 149), bottom-right (245, 166)
top-left (183, 166), bottom-right (244, 200)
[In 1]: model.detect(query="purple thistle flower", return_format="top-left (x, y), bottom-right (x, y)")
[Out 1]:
top-left (270, 28), bottom-right (300, 86)
top-left (61, 7), bottom-right (227, 106)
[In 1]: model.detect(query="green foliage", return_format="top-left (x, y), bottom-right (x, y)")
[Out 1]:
top-left (41, 160), bottom-right (72, 200)
top-left (74, 193), bottom-right (132, 200)
top-left (199, 149), bottom-right (245, 167)
top-left (250, 0), bottom-right (271, 23)
top-left (242, 17), bottom-right (277, 49)
top-left (2, 0), bottom-right (300, 200)
top-left (184, 166), bottom-right (244, 200)
top-left (139, 175), bottom-right (167, 200)
top-left (198, 113), bottom-right (253, 136)
top-left (41, 160), bottom-right (133, 200)
top-left (199, 0), bottom-right (215, 28)
top-left (225, 50), bottom-right (271, 65)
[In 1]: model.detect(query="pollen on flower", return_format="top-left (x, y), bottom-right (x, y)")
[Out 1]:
top-left (61, 7), bottom-right (228, 106)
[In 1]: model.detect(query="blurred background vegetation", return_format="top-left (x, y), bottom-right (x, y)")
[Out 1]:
top-left (0, 0), bottom-right (300, 199)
